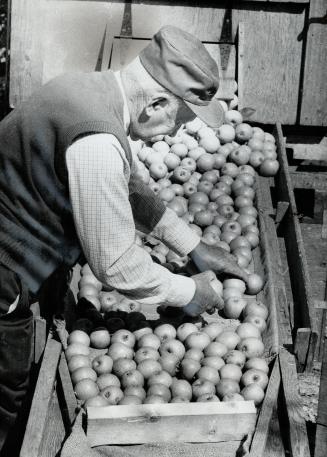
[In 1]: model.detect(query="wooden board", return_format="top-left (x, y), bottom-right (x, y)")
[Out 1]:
top-left (274, 123), bottom-right (319, 371)
top-left (86, 401), bottom-right (256, 446)
top-left (300, 0), bottom-right (327, 126)
top-left (315, 337), bottom-right (327, 457)
top-left (233, 7), bottom-right (305, 124)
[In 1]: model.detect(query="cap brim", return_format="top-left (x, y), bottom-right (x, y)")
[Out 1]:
top-left (185, 97), bottom-right (225, 129)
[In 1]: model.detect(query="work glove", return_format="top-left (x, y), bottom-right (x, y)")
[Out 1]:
top-left (183, 270), bottom-right (224, 317)
top-left (190, 241), bottom-right (249, 282)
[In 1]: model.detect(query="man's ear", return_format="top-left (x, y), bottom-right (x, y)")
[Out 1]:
top-left (145, 94), bottom-right (170, 117)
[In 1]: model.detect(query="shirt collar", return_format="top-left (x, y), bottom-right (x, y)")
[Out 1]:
top-left (114, 71), bottom-right (130, 133)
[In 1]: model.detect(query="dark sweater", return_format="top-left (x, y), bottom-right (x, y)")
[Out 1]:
top-left (0, 70), bottom-right (165, 293)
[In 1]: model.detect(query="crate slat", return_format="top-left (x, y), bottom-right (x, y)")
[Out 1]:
top-left (86, 401), bottom-right (256, 446)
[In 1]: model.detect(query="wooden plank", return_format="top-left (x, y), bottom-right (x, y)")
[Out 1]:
top-left (279, 349), bottom-right (311, 457)
top-left (130, 3), bottom-right (226, 41)
top-left (274, 123), bottom-right (319, 370)
top-left (9, 0), bottom-right (125, 105)
top-left (300, 0), bottom-right (327, 126)
top-left (33, 316), bottom-right (47, 364)
top-left (322, 210), bottom-right (327, 239)
top-left (290, 172), bottom-right (327, 192)
top-left (248, 357), bottom-right (281, 457)
top-left (233, 8), bottom-right (305, 124)
top-left (236, 22), bottom-right (245, 110)
top-left (86, 401), bottom-right (256, 446)
top-left (291, 143), bottom-right (327, 162)
top-left (57, 352), bottom-right (78, 427)
top-left (275, 201), bottom-right (290, 227)
top-left (264, 403), bottom-right (286, 457)
top-left (20, 337), bottom-right (62, 457)
top-left (315, 337), bottom-right (327, 457)
top-left (294, 328), bottom-right (312, 367)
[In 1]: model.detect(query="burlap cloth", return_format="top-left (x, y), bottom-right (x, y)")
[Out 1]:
top-left (60, 410), bottom-right (252, 457)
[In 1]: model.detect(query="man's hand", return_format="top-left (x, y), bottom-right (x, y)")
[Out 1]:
top-left (190, 241), bottom-right (249, 282)
top-left (183, 270), bottom-right (224, 317)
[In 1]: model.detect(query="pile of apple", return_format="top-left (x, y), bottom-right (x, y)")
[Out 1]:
top-left (66, 274), bottom-right (270, 409)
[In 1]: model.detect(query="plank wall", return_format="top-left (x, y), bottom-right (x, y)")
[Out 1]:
top-left (9, 1), bottom-right (326, 126)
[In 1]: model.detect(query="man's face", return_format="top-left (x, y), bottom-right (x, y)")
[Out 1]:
top-left (129, 95), bottom-right (196, 142)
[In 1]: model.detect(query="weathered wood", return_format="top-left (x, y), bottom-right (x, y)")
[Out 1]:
top-left (236, 22), bottom-right (245, 111)
top-left (315, 336), bottom-right (327, 457)
top-left (289, 172), bottom-right (327, 192)
top-left (322, 210), bottom-right (327, 239)
top-left (274, 123), bottom-right (318, 370)
top-left (57, 353), bottom-right (78, 428)
top-left (33, 316), bottom-right (47, 364)
top-left (279, 349), bottom-right (311, 457)
top-left (294, 328), bottom-right (312, 367)
top-left (264, 403), bottom-right (286, 457)
top-left (86, 401), bottom-right (256, 446)
top-left (290, 143), bottom-right (327, 162)
top-left (300, 0), bottom-right (327, 126)
top-left (275, 201), bottom-right (290, 227)
top-left (232, 8), bottom-right (305, 124)
top-left (248, 357), bottom-right (281, 457)
top-left (20, 337), bottom-right (62, 457)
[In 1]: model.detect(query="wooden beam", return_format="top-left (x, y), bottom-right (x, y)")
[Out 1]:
top-left (248, 357), bottom-right (281, 457)
top-left (279, 350), bottom-right (311, 457)
top-left (289, 172), bottom-right (327, 192)
top-left (57, 353), bottom-right (78, 429)
top-left (20, 336), bottom-right (62, 457)
top-left (315, 337), bottom-right (327, 457)
top-left (275, 201), bottom-right (290, 227)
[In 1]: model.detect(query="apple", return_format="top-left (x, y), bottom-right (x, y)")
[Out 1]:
top-left (78, 283), bottom-right (99, 300)
top-left (92, 355), bottom-right (113, 375)
top-left (147, 383), bottom-right (171, 402)
top-left (197, 153), bottom-right (216, 172)
top-left (197, 180), bottom-right (214, 195)
top-left (144, 395), bottom-right (166, 404)
top-left (237, 214), bottom-right (257, 229)
top-left (196, 394), bottom-right (220, 402)
top-left (223, 288), bottom-right (243, 301)
top-left (192, 379), bottom-right (216, 398)
top-left (184, 348), bottom-right (204, 362)
top-left (201, 356), bottom-right (225, 371)
top-left (148, 370), bottom-right (173, 388)
top-left (224, 110), bottom-right (243, 127)
top-left (167, 198), bottom-right (187, 217)
top-left (244, 357), bottom-right (269, 374)
top-left (224, 297), bottom-right (247, 319)
top-left (216, 195), bottom-right (234, 207)
top-left (160, 339), bottom-right (185, 360)
top-left (251, 127), bottom-right (265, 141)
top-left (134, 347), bottom-right (160, 364)
top-left (219, 363), bottom-right (242, 382)
top-left (107, 342), bottom-right (134, 361)
top-left (183, 182), bottom-right (197, 198)
top-left (138, 333), bottom-right (161, 350)
top-left (180, 358), bottom-right (201, 380)
top-left (243, 224), bottom-right (260, 236)
top-left (137, 359), bottom-right (162, 379)
top-left (185, 332), bottom-right (211, 351)
top-left (159, 187), bottom-right (175, 202)
top-left (222, 393), bottom-right (244, 402)
top-left (171, 379), bottom-right (193, 400)
top-left (194, 210), bottom-right (214, 227)
top-left (235, 123), bottom-right (252, 142)
top-left (238, 173), bottom-right (255, 187)
top-left (149, 162), bottom-right (168, 180)
top-left (90, 329), bottom-right (110, 349)
top-left (99, 292), bottom-right (118, 312)
top-left (121, 369), bottom-right (144, 388)
top-left (74, 379), bottom-right (99, 401)
top-left (71, 366), bottom-right (97, 385)
top-left (236, 323), bottom-right (261, 340)
top-left (216, 379), bottom-right (240, 399)
top-left (188, 146), bottom-right (206, 161)
top-left (215, 332), bottom-right (241, 351)
top-left (172, 166), bottom-right (191, 184)
top-left (154, 324), bottom-right (177, 343)
top-left (249, 151), bottom-right (265, 168)
top-left (241, 368), bottom-right (269, 390)
top-left (198, 135), bottom-right (220, 153)
top-left (229, 146), bottom-right (251, 166)
top-left (244, 315), bottom-right (267, 333)
top-left (133, 326), bottom-right (153, 341)
top-left (170, 143), bottom-right (188, 158)
top-left (68, 330), bottom-right (90, 347)
top-left (217, 205), bottom-right (234, 220)
top-left (181, 157), bottom-right (197, 173)
top-left (212, 153), bottom-right (226, 169)
top-left (159, 353), bottom-right (180, 376)
top-left (204, 341), bottom-right (228, 358)
top-left (197, 366), bottom-right (220, 384)
top-left (65, 343), bottom-right (90, 360)
top-left (241, 384), bottom-right (265, 406)
top-left (84, 395), bottom-right (109, 407)
top-left (68, 355), bottom-right (92, 373)
top-left (237, 337), bottom-right (265, 359)
top-left (170, 183), bottom-right (184, 197)
top-left (244, 232), bottom-right (260, 249)
top-left (157, 178), bottom-right (172, 190)
top-left (124, 386), bottom-right (147, 401)
top-left (152, 140), bottom-right (170, 155)
top-left (246, 274), bottom-right (264, 295)
top-left (185, 118), bottom-right (204, 135)
top-left (100, 385), bottom-right (124, 405)
top-left (97, 373), bottom-right (120, 391)
top-left (216, 124), bottom-right (236, 143)
top-left (112, 357), bottom-right (137, 377)
top-left (201, 322), bottom-right (224, 340)
top-left (111, 329), bottom-right (136, 348)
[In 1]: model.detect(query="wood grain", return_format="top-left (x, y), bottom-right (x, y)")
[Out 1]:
top-left (315, 337), bottom-right (327, 457)
top-left (232, 8), bottom-right (305, 124)
top-left (86, 401), bottom-right (256, 446)
top-left (279, 350), bottom-right (311, 457)
top-left (20, 337), bottom-right (62, 457)
top-left (248, 357), bottom-right (281, 457)
top-left (300, 0), bottom-right (327, 126)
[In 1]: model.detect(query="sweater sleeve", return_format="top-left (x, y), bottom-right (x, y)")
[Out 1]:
top-left (66, 133), bottom-right (196, 306)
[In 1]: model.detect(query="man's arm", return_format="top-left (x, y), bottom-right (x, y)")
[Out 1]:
top-left (66, 133), bottom-right (196, 306)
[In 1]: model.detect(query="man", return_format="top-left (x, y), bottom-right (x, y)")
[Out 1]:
top-left (0, 25), bottom-right (247, 450)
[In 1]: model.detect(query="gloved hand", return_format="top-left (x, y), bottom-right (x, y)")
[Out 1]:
top-left (190, 241), bottom-right (249, 282)
top-left (183, 270), bottom-right (224, 317)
